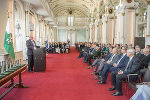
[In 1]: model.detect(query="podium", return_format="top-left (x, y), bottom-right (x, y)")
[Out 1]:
top-left (34, 47), bottom-right (46, 72)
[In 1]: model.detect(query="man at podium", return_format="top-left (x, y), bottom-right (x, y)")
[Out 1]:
top-left (26, 35), bottom-right (37, 72)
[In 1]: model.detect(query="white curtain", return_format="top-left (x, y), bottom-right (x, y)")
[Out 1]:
top-left (58, 29), bottom-right (67, 42)
top-left (77, 29), bottom-right (86, 42)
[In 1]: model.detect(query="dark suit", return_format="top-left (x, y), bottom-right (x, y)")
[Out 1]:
top-left (111, 56), bottom-right (140, 93)
top-left (104, 52), bottom-right (112, 61)
top-left (144, 70), bottom-right (150, 82)
top-left (110, 54), bottom-right (128, 72)
top-left (108, 54), bottom-right (120, 65)
top-left (134, 52), bottom-right (144, 63)
top-left (100, 54), bottom-right (120, 83)
top-left (139, 54), bottom-right (150, 75)
top-left (140, 54), bottom-right (150, 68)
top-left (26, 39), bottom-right (36, 71)
top-left (92, 53), bottom-right (112, 72)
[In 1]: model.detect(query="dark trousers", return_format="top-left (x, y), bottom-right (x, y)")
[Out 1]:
top-left (111, 68), bottom-right (126, 93)
top-left (28, 55), bottom-right (34, 71)
top-left (101, 64), bottom-right (113, 82)
top-left (83, 53), bottom-right (88, 62)
top-left (94, 64), bottom-right (99, 72)
top-left (87, 55), bottom-right (93, 65)
top-left (78, 51), bottom-right (84, 58)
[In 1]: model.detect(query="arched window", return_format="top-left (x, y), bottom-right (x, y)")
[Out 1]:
top-left (14, 1), bottom-right (23, 51)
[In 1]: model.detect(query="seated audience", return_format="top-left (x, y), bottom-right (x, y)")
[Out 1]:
top-left (134, 45), bottom-right (144, 61)
top-left (46, 42), bottom-right (70, 54)
top-left (87, 47), bottom-right (113, 73)
top-left (140, 48), bottom-right (150, 75)
top-left (109, 48), bottom-right (140, 96)
top-left (76, 42), bottom-right (150, 97)
top-left (97, 46), bottom-right (128, 84)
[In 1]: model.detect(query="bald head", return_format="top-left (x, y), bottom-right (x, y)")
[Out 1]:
top-left (112, 48), bottom-right (117, 54)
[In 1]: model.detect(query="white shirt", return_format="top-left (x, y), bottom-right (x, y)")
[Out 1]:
top-left (31, 40), bottom-right (36, 48)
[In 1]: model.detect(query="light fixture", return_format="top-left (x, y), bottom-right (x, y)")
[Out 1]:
top-left (68, 9), bottom-right (74, 27)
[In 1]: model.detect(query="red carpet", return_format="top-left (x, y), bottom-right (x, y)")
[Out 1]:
top-left (2, 47), bottom-right (130, 100)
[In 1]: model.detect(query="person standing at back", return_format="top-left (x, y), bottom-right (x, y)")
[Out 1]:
top-left (26, 35), bottom-right (37, 72)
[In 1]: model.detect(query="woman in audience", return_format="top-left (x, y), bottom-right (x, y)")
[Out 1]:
top-left (61, 42), bottom-right (65, 53)
top-left (52, 43), bottom-right (55, 53)
top-left (65, 43), bottom-right (70, 53)
top-left (46, 42), bottom-right (70, 54)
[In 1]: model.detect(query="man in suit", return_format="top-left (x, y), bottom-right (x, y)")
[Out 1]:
top-left (78, 43), bottom-right (89, 58)
top-left (89, 47), bottom-right (113, 75)
top-left (26, 35), bottom-right (37, 72)
top-left (109, 48), bottom-right (140, 96)
top-left (140, 48), bottom-right (150, 75)
top-left (97, 47), bottom-right (120, 84)
top-left (134, 45), bottom-right (144, 62)
top-left (87, 46), bottom-right (101, 65)
top-left (83, 44), bottom-right (95, 63)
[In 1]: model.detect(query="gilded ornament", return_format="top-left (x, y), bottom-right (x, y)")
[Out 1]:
top-left (122, 13), bottom-right (125, 16)
top-left (127, 0), bottom-right (132, 3)
top-left (135, 13), bottom-right (139, 16)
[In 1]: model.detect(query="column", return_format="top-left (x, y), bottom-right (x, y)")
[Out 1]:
top-left (75, 30), bottom-right (77, 43)
top-left (146, 1), bottom-right (150, 46)
top-left (99, 21), bottom-right (103, 43)
top-left (120, 10), bottom-right (125, 44)
top-left (115, 1), bottom-right (139, 45)
top-left (147, 1), bottom-right (150, 35)
top-left (66, 29), bottom-right (68, 42)
top-left (94, 19), bottom-right (98, 42)
top-left (24, 3), bottom-right (30, 37)
top-left (56, 28), bottom-right (58, 42)
top-left (92, 24), bottom-right (95, 42)
top-left (89, 24), bottom-right (92, 42)
top-left (86, 28), bottom-right (89, 42)
top-left (102, 15), bottom-right (108, 43)
top-left (135, 10), bottom-right (139, 37)
top-left (107, 18), bottom-right (115, 44)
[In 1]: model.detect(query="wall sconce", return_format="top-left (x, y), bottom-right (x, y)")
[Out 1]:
top-left (135, 13), bottom-right (139, 16)
top-left (122, 13), bottom-right (125, 16)
top-left (25, 10), bottom-right (29, 14)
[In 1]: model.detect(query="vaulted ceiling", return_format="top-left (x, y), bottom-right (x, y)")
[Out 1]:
top-left (47, 0), bottom-right (148, 20)
top-left (48, 0), bottom-right (98, 18)
top-left (22, 0), bottom-right (149, 27)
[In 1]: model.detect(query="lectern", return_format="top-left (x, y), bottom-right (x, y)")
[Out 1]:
top-left (34, 47), bottom-right (46, 72)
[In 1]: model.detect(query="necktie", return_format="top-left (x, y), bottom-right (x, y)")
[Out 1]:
top-left (125, 58), bottom-right (132, 71)
top-left (109, 54), bottom-right (116, 61)
top-left (117, 54), bottom-right (125, 65)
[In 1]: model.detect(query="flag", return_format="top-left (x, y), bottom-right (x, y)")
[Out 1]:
top-left (4, 16), bottom-right (15, 59)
